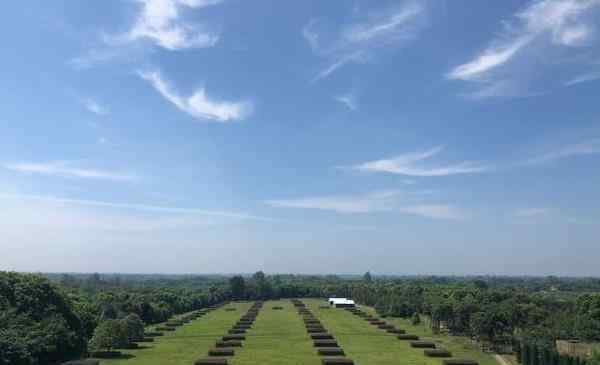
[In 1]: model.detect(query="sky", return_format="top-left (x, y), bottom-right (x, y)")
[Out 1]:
top-left (1, 0), bottom-right (599, 276)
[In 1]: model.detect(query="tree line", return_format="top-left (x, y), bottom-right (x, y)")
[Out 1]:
top-left (3, 271), bottom-right (600, 364)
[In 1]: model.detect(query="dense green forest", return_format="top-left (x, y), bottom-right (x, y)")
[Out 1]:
top-left (2, 271), bottom-right (600, 364)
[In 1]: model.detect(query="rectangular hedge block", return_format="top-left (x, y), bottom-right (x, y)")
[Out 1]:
top-left (387, 328), bottom-right (405, 334)
top-left (318, 347), bottom-right (345, 356)
top-left (307, 327), bottom-right (327, 333)
top-left (228, 329), bottom-right (246, 334)
top-left (222, 335), bottom-right (245, 341)
top-left (209, 348), bottom-right (234, 356)
top-left (314, 340), bottom-right (338, 347)
top-left (410, 341), bottom-right (436, 348)
top-left (156, 326), bottom-right (175, 331)
top-left (397, 334), bottom-right (419, 340)
top-left (311, 333), bottom-right (334, 340)
top-left (195, 358), bottom-right (228, 365)
top-left (321, 357), bottom-right (354, 365)
top-left (442, 360), bottom-right (479, 365)
top-left (425, 349), bottom-right (452, 357)
top-left (61, 360), bottom-right (100, 365)
top-left (216, 340), bottom-right (242, 348)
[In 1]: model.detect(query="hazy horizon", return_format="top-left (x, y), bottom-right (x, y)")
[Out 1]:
top-left (1, 0), bottom-right (599, 276)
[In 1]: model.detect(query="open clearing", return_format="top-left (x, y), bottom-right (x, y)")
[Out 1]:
top-left (100, 299), bottom-right (495, 365)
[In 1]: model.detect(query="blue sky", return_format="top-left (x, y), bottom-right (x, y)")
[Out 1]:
top-left (1, 0), bottom-right (599, 275)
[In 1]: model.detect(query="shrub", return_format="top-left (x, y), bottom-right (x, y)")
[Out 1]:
top-left (410, 341), bottom-right (436, 348)
top-left (135, 337), bottom-right (154, 342)
top-left (425, 349), bottom-right (452, 357)
top-left (318, 348), bottom-right (345, 356)
top-left (321, 358), bottom-right (354, 365)
top-left (61, 360), bottom-right (100, 365)
top-left (88, 351), bottom-right (122, 358)
top-left (314, 340), bottom-right (338, 347)
top-left (228, 329), bottom-right (245, 334)
top-left (311, 333), bottom-right (333, 340)
top-left (122, 314), bottom-right (145, 343)
top-left (194, 358), bottom-right (228, 365)
top-left (144, 331), bottom-right (163, 337)
top-left (387, 328), bottom-right (406, 334)
top-left (411, 313), bottom-right (421, 325)
top-left (209, 348), bottom-right (234, 356)
top-left (216, 340), bottom-right (242, 348)
top-left (442, 360), bottom-right (479, 365)
top-left (88, 320), bottom-right (128, 353)
top-left (397, 334), bottom-right (419, 340)
top-left (222, 335), bottom-right (245, 341)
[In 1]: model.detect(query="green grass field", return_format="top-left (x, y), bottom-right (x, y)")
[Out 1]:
top-left (230, 300), bottom-right (320, 365)
top-left (100, 301), bottom-right (253, 365)
top-left (97, 299), bottom-right (497, 365)
top-left (345, 300), bottom-right (497, 365)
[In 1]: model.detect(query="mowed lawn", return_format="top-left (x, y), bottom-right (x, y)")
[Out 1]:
top-left (359, 304), bottom-right (497, 365)
top-left (231, 300), bottom-right (320, 365)
top-left (98, 299), bottom-right (498, 365)
top-left (101, 301), bottom-right (253, 365)
top-left (305, 298), bottom-right (497, 365)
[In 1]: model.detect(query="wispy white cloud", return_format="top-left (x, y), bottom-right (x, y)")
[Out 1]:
top-left (70, 0), bottom-right (222, 69)
top-left (266, 190), bottom-right (465, 220)
top-left (0, 193), bottom-right (276, 222)
top-left (2, 161), bottom-right (136, 181)
top-left (447, 0), bottom-right (600, 97)
top-left (513, 207), bottom-right (554, 224)
top-left (515, 207), bottom-right (550, 218)
top-left (334, 91), bottom-right (358, 110)
top-left (527, 139), bottom-right (600, 164)
top-left (116, 0), bottom-right (222, 51)
top-left (138, 70), bottom-right (253, 122)
top-left (399, 204), bottom-right (466, 220)
top-left (81, 98), bottom-right (109, 115)
top-left (565, 70), bottom-right (600, 85)
top-left (311, 51), bottom-right (369, 82)
top-left (448, 36), bottom-right (533, 81)
top-left (349, 146), bottom-right (488, 177)
top-left (69, 48), bottom-right (122, 70)
top-left (303, 1), bottom-right (426, 81)
top-left (266, 190), bottom-right (400, 214)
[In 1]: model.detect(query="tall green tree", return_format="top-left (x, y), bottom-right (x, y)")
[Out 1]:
top-left (229, 276), bottom-right (246, 300)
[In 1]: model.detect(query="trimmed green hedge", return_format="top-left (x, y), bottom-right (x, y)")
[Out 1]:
top-left (424, 349), bottom-right (452, 357)
top-left (442, 360), bottom-right (478, 365)
top-left (318, 347), bottom-right (345, 356)
top-left (410, 341), bottom-right (436, 348)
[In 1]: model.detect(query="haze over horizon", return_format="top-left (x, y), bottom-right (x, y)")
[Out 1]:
top-left (1, 0), bottom-right (599, 276)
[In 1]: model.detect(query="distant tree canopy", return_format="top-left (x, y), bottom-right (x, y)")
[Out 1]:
top-left (4, 271), bottom-right (600, 364)
top-left (0, 272), bottom-right (86, 364)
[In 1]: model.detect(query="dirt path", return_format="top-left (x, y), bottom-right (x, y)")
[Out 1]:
top-left (495, 354), bottom-right (512, 365)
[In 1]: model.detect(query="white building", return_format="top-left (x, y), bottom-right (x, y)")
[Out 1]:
top-left (328, 298), bottom-right (356, 308)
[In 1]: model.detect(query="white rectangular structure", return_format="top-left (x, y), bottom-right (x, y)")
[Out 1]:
top-left (328, 298), bottom-right (355, 307)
